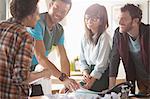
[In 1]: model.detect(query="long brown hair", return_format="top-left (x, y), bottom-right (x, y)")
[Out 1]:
top-left (84, 4), bottom-right (109, 45)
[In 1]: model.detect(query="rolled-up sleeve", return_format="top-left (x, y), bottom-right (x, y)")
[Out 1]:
top-left (27, 21), bottom-right (43, 40)
top-left (58, 33), bottom-right (64, 45)
top-left (79, 39), bottom-right (90, 72)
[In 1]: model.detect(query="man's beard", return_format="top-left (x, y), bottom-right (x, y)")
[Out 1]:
top-left (119, 22), bottom-right (133, 33)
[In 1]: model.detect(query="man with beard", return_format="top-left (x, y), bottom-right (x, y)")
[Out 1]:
top-left (27, 0), bottom-right (79, 96)
top-left (109, 4), bottom-right (150, 96)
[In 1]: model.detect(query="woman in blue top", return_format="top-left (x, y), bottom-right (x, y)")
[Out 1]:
top-left (79, 4), bottom-right (111, 92)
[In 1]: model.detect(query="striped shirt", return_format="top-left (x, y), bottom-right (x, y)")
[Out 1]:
top-left (0, 21), bottom-right (34, 99)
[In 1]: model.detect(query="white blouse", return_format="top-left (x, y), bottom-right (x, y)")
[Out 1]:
top-left (79, 31), bottom-right (111, 79)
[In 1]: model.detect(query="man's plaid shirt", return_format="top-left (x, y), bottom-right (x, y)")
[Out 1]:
top-left (0, 21), bottom-right (34, 99)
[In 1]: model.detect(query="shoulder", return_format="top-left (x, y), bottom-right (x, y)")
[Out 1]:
top-left (101, 31), bottom-right (111, 39)
top-left (98, 31), bottom-right (111, 43)
top-left (0, 22), bottom-right (26, 35)
top-left (102, 31), bottom-right (112, 45)
top-left (55, 23), bottom-right (64, 32)
top-left (140, 23), bottom-right (150, 34)
top-left (54, 23), bottom-right (64, 37)
top-left (38, 13), bottom-right (46, 28)
top-left (113, 27), bottom-right (123, 39)
top-left (39, 12), bottom-right (47, 20)
top-left (1, 22), bottom-right (33, 40)
top-left (140, 22), bottom-right (150, 28)
top-left (15, 25), bottom-right (33, 40)
top-left (81, 35), bottom-right (88, 46)
top-left (114, 27), bottom-right (120, 35)
top-left (36, 12), bottom-right (47, 29)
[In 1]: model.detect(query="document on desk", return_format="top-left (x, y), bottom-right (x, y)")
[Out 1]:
top-left (44, 88), bottom-right (100, 99)
top-left (45, 88), bottom-right (121, 99)
top-left (46, 93), bottom-right (101, 99)
top-left (75, 87), bottom-right (100, 94)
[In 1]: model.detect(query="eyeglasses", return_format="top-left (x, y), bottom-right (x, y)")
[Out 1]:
top-left (85, 15), bottom-right (100, 22)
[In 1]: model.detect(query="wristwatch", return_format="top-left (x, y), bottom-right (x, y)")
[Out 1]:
top-left (59, 73), bottom-right (68, 81)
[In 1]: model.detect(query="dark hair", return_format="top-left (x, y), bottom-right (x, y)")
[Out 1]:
top-left (84, 4), bottom-right (109, 45)
top-left (52, 0), bottom-right (72, 9)
top-left (121, 4), bottom-right (142, 22)
top-left (10, 0), bottom-right (39, 21)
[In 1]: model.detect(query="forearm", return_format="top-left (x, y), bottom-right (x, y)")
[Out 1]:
top-left (60, 58), bottom-right (70, 76)
top-left (56, 45), bottom-right (70, 76)
top-left (38, 55), bottom-right (62, 78)
top-left (34, 41), bottom-right (65, 80)
top-left (27, 71), bottom-right (44, 83)
top-left (109, 77), bottom-right (116, 89)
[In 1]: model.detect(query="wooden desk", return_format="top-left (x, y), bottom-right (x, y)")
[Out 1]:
top-left (130, 97), bottom-right (150, 99)
top-left (29, 96), bottom-right (149, 99)
top-left (29, 96), bottom-right (48, 99)
top-left (51, 74), bottom-right (126, 94)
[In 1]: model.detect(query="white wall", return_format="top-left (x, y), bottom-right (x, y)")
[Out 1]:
top-left (45, 0), bottom-right (149, 78)
top-left (1, 0), bottom-right (149, 78)
top-left (62, 0), bottom-right (149, 78)
top-left (147, 0), bottom-right (150, 24)
top-left (64, 0), bottom-right (149, 60)
top-left (0, 0), bottom-right (6, 20)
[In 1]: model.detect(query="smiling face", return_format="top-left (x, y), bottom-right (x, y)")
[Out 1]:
top-left (84, 4), bottom-right (108, 45)
top-left (48, 0), bottom-right (71, 24)
top-left (84, 4), bottom-right (108, 35)
top-left (84, 14), bottom-right (101, 33)
top-left (84, 5), bottom-right (103, 34)
top-left (118, 11), bottom-right (134, 33)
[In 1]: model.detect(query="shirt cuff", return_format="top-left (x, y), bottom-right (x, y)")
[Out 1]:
top-left (80, 65), bottom-right (90, 73)
top-left (90, 70), bottom-right (102, 79)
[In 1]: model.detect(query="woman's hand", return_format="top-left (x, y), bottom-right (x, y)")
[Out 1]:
top-left (82, 76), bottom-right (96, 89)
top-left (82, 69), bottom-right (91, 83)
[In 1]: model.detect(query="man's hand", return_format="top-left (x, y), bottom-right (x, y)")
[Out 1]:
top-left (63, 78), bottom-right (80, 92)
top-left (109, 77), bottom-right (116, 89)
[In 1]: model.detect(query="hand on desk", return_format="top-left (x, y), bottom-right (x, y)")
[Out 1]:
top-left (82, 69), bottom-right (91, 82)
top-left (82, 76), bottom-right (96, 89)
top-left (63, 78), bottom-right (80, 92)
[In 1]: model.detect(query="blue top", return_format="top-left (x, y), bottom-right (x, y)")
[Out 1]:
top-left (27, 13), bottom-right (64, 66)
top-left (128, 36), bottom-right (149, 80)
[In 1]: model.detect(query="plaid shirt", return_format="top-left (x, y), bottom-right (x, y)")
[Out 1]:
top-left (0, 21), bottom-right (34, 99)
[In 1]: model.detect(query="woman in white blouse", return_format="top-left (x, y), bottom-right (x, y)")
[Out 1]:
top-left (79, 3), bottom-right (111, 92)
